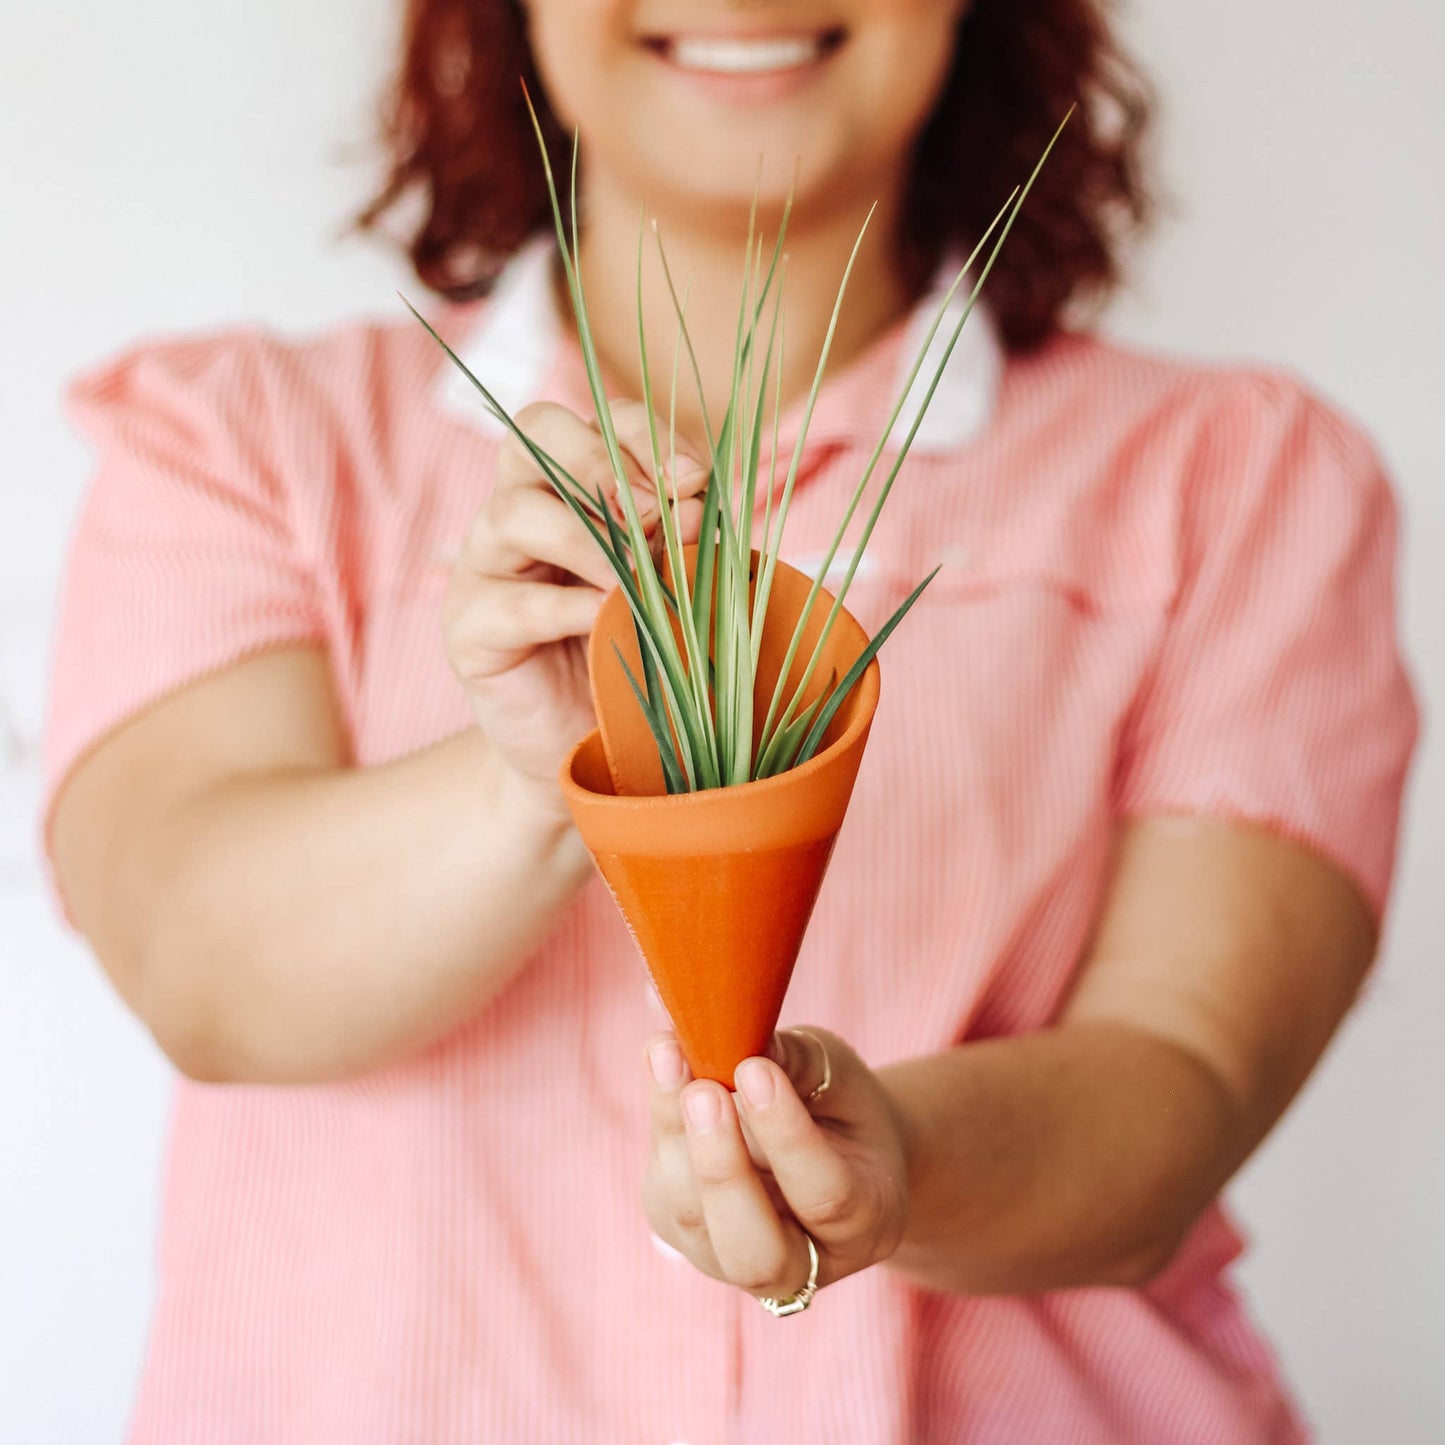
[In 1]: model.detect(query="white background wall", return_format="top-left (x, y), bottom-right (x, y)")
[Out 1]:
top-left (2, 3), bottom-right (1440, 1440)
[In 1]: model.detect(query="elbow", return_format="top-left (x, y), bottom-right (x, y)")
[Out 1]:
top-left (149, 1013), bottom-right (244, 1084)
top-left (73, 925), bottom-right (253, 1084)
top-left (130, 925), bottom-right (278, 1084)
top-left (138, 961), bottom-right (364, 1086)
top-left (150, 1018), bottom-right (332, 1086)
top-left (1097, 1218), bottom-right (1195, 1289)
top-left (140, 976), bottom-right (253, 1084)
top-left (148, 1003), bottom-right (320, 1085)
top-left (143, 980), bottom-right (326, 1085)
top-left (124, 907), bottom-right (303, 1085)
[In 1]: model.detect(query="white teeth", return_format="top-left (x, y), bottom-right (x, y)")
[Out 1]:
top-left (668, 35), bottom-right (823, 74)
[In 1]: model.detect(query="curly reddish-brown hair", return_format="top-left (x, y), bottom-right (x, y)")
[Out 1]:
top-left (357, 0), bottom-right (1155, 354)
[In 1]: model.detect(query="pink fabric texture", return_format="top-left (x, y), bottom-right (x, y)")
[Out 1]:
top-left (42, 265), bottom-right (1417, 1443)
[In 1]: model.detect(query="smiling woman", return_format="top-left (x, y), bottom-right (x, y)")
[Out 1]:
top-left (358, 0), bottom-right (1150, 352)
top-left (39, 0), bottom-right (1418, 1442)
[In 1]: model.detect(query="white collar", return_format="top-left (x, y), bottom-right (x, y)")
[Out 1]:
top-left (437, 232), bottom-right (1002, 453)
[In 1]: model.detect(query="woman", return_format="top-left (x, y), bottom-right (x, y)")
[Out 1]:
top-left (42, 0), bottom-right (1418, 1441)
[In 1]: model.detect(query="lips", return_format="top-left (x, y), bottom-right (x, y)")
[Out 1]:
top-left (642, 27), bottom-right (847, 77)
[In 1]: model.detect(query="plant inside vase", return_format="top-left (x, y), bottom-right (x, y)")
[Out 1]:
top-left (407, 93), bottom-right (1069, 794)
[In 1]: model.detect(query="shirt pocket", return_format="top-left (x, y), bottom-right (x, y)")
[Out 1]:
top-left (898, 518), bottom-right (1178, 619)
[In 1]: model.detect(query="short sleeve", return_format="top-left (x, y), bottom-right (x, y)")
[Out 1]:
top-left (40, 333), bottom-right (329, 925)
top-left (1111, 374), bottom-right (1420, 926)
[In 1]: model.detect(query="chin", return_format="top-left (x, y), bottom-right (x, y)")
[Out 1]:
top-left (619, 124), bottom-right (861, 231)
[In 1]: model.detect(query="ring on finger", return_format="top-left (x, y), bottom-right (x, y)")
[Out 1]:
top-left (790, 1028), bottom-right (832, 1105)
top-left (757, 1230), bottom-right (821, 1318)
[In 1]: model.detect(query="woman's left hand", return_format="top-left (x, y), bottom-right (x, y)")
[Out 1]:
top-left (642, 1027), bottom-right (911, 1303)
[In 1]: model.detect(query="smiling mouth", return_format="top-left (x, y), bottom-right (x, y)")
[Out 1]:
top-left (642, 28), bottom-right (847, 76)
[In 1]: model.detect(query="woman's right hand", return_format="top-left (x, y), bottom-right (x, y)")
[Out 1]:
top-left (443, 400), bottom-right (709, 811)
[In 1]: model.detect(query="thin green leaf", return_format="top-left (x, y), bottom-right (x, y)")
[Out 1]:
top-left (791, 566), bottom-right (941, 767)
top-left (752, 677), bottom-right (832, 780)
top-left (762, 109), bottom-right (1072, 755)
top-left (518, 99), bottom-right (717, 787)
top-left (635, 218), bottom-right (716, 774)
top-left (419, 87), bottom-right (1067, 796)
top-left (754, 285), bottom-right (786, 673)
top-left (752, 204), bottom-right (879, 747)
top-left (613, 644), bottom-right (688, 794)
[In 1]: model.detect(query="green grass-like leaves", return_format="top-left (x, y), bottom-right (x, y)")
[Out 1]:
top-left (407, 93), bottom-right (1071, 793)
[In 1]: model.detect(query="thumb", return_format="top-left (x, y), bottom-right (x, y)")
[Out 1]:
top-left (766, 1027), bottom-right (839, 1111)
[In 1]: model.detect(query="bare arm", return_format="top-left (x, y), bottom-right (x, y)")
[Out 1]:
top-left (643, 816), bottom-right (1378, 1303)
top-left (50, 399), bottom-right (707, 1085)
top-left (50, 645), bottom-right (593, 1083)
top-left (878, 816), bottom-right (1377, 1293)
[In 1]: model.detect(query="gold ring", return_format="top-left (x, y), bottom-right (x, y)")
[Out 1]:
top-left (791, 1028), bottom-right (832, 1105)
top-left (757, 1231), bottom-right (820, 1318)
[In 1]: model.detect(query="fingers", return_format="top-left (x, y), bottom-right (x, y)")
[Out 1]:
top-left (494, 403), bottom-right (653, 583)
top-left (642, 1033), bottom-right (804, 1296)
top-left (674, 495), bottom-right (705, 546)
top-left (451, 575), bottom-right (606, 664)
top-left (443, 475), bottom-right (706, 688)
top-left (497, 401), bottom-right (708, 531)
top-left (680, 1077), bottom-right (818, 1300)
top-left (644, 1034), bottom-right (693, 1161)
top-left (461, 483), bottom-right (619, 593)
top-left (767, 1028), bottom-right (835, 1113)
top-left (642, 1034), bottom-right (719, 1271)
top-left (643, 1026), bottom-right (904, 1304)
top-left (733, 1052), bottom-right (861, 1236)
top-left (497, 403), bottom-right (622, 500)
top-left (605, 399), bottom-right (710, 505)
top-left (464, 400), bottom-right (709, 647)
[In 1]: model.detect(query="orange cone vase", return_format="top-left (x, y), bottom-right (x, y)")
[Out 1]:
top-left (558, 547), bottom-right (880, 1086)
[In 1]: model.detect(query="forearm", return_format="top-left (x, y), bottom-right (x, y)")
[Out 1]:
top-left (876, 1020), bottom-right (1242, 1295)
top-left (137, 727), bottom-right (593, 1083)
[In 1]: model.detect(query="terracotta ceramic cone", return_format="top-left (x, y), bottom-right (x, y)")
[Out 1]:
top-left (558, 546), bottom-right (880, 1086)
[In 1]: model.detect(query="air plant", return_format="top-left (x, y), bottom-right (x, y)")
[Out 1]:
top-left (407, 97), bottom-right (1070, 794)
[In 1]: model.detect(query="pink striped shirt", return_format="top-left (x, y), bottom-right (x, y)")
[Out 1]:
top-left (42, 241), bottom-right (1418, 1443)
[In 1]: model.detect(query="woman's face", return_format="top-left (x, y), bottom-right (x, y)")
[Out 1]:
top-left (523, 0), bottom-right (971, 227)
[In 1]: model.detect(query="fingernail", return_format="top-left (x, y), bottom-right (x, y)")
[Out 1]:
top-left (649, 1039), bottom-right (685, 1090)
top-left (684, 1087), bottom-right (722, 1132)
top-left (736, 1059), bottom-right (775, 1111)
